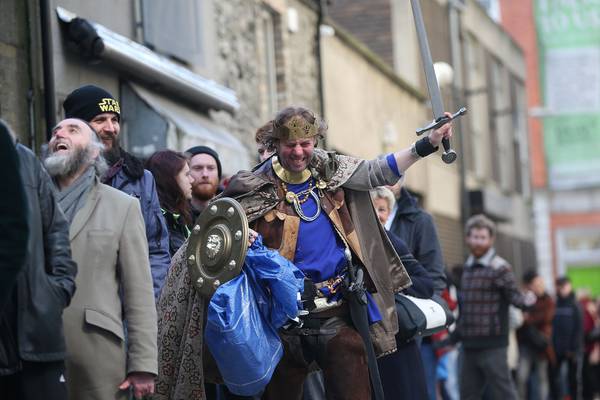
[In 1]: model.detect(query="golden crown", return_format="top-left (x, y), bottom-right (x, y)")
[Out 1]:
top-left (275, 115), bottom-right (319, 140)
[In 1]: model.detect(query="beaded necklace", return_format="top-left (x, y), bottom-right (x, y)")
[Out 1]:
top-left (280, 179), bottom-right (321, 222)
top-left (280, 180), bottom-right (314, 204)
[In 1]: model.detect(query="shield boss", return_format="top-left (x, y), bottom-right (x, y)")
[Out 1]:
top-left (186, 198), bottom-right (248, 298)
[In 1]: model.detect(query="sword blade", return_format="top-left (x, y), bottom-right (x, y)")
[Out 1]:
top-left (410, 0), bottom-right (445, 121)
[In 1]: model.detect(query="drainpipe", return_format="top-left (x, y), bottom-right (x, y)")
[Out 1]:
top-left (449, 0), bottom-right (469, 255)
top-left (316, 0), bottom-right (328, 148)
top-left (40, 0), bottom-right (56, 141)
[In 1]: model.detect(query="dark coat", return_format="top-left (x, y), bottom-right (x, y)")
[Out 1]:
top-left (378, 230), bottom-right (433, 400)
top-left (389, 188), bottom-right (446, 293)
top-left (518, 292), bottom-right (556, 363)
top-left (552, 293), bottom-right (583, 357)
top-left (0, 130), bottom-right (28, 312)
top-left (386, 231), bottom-right (434, 299)
top-left (162, 210), bottom-right (189, 257)
top-left (0, 144), bottom-right (77, 374)
top-left (103, 148), bottom-right (171, 298)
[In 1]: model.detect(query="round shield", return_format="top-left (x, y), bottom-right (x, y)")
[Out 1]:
top-left (186, 198), bottom-right (249, 299)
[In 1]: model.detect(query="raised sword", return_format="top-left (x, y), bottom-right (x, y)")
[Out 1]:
top-left (410, 0), bottom-right (467, 164)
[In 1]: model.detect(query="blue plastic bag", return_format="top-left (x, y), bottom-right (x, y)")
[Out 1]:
top-left (244, 238), bottom-right (306, 328)
top-left (205, 237), bottom-right (304, 396)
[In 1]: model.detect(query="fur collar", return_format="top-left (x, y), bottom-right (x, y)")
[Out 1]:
top-left (120, 148), bottom-right (145, 180)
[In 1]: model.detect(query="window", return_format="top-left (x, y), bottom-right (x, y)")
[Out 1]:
top-left (391, 0), bottom-right (420, 88)
top-left (487, 56), bottom-right (502, 185)
top-left (464, 34), bottom-right (482, 75)
top-left (120, 82), bottom-right (169, 159)
top-left (510, 77), bottom-right (527, 194)
top-left (141, 0), bottom-right (213, 71)
top-left (121, 82), bottom-right (250, 174)
top-left (476, 0), bottom-right (501, 22)
top-left (486, 57), bottom-right (514, 190)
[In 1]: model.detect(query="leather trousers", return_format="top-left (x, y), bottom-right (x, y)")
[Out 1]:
top-left (263, 315), bottom-right (371, 400)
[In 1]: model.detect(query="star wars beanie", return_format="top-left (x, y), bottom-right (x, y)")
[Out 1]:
top-left (63, 85), bottom-right (121, 122)
top-left (185, 145), bottom-right (222, 179)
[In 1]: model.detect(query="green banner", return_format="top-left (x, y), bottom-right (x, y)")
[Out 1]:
top-left (534, 0), bottom-right (600, 189)
top-left (568, 265), bottom-right (600, 297)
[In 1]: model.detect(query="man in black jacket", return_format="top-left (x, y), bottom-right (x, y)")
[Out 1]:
top-left (386, 184), bottom-right (445, 293)
top-left (0, 121), bottom-right (28, 311)
top-left (0, 136), bottom-right (77, 400)
top-left (550, 276), bottom-right (583, 400)
top-left (386, 182), bottom-right (445, 400)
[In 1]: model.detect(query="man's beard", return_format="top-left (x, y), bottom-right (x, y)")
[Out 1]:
top-left (44, 145), bottom-right (93, 179)
top-left (469, 245), bottom-right (490, 258)
top-left (102, 136), bottom-right (121, 166)
top-left (192, 181), bottom-right (219, 201)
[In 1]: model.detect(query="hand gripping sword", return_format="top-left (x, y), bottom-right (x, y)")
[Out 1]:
top-left (410, 0), bottom-right (467, 164)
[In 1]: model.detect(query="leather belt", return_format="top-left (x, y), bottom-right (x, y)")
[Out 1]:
top-left (307, 301), bottom-right (349, 319)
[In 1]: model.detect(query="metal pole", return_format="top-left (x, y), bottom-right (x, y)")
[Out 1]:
top-left (40, 0), bottom-right (56, 141)
top-left (448, 0), bottom-right (471, 248)
top-left (316, 0), bottom-right (328, 149)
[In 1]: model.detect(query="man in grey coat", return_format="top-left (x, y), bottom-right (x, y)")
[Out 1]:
top-left (44, 118), bottom-right (157, 400)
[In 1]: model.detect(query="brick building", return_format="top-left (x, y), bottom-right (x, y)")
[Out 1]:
top-left (500, 0), bottom-right (600, 294)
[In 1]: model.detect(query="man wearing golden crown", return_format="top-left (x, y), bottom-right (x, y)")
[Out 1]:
top-left (154, 106), bottom-right (453, 400)
top-left (221, 106), bottom-right (452, 399)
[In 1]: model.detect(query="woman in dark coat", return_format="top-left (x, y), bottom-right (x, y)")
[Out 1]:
top-left (145, 150), bottom-right (195, 256)
top-left (372, 186), bottom-right (434, 400)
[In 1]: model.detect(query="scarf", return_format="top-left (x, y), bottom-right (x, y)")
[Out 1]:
top-left (57, 167), bottom-right (95, 224)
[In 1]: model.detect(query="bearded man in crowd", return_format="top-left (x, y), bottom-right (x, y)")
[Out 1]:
top-left (63, 85), bottom-right (171, 298)
top-left (44, 118), bottom-right (157, 400)
top-left (185, 146), bottom-right (222, 220)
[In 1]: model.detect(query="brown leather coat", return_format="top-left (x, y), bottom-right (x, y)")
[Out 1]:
top-left (520, 293), bottom-right (556, 364)
top-left (221, 149), bottom-right (410, 355)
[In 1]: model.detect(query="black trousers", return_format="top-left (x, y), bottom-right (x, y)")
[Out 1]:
top-left (549, 353), bottom-right (582, 400)
top-left (377, 338), bottom-right (428, 400)
top-left (0, 360), bottom-right (67, 400)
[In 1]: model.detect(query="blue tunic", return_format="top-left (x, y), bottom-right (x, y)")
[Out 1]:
top-left (286, 178), bottom-right (381, 323)
top-left (288, 179), bottom-right (346, 282)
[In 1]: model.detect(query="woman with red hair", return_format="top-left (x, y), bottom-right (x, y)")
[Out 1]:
top-left (145, 150), bottom-right (195, 257)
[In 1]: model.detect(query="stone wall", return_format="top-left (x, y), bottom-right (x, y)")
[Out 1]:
top-left (211, 0), bottom-right (321, 156)
top-left (0, 0), bottom-right (44, 148)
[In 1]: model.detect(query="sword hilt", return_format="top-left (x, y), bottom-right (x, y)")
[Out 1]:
top-left (416, 107), bottom-right (466, 164)
top-left (416, 107), bottom-right (467, 136)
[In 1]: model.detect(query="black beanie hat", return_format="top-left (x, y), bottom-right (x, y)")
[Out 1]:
top-left (185, 145), bottom-right (222, 179)
top-left (63, 85), bottom-right (121, 122)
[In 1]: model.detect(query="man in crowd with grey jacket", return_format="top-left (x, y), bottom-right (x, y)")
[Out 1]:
top-left (45, 118), bottom-right (157, 399)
